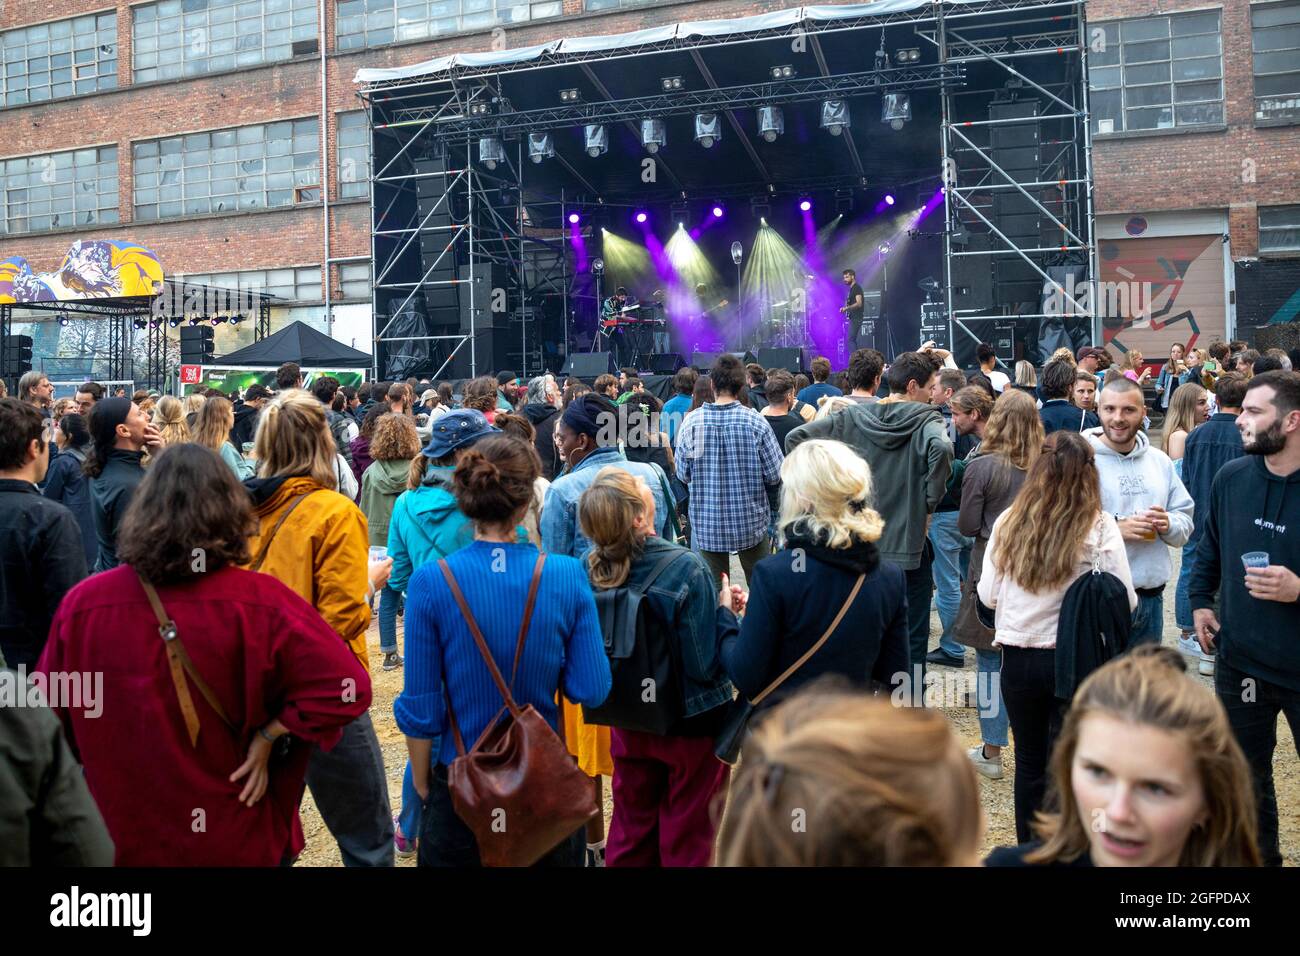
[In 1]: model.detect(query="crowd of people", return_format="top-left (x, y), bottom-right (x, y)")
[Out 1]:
top-left (1, 339), bottom-right (1297, 869)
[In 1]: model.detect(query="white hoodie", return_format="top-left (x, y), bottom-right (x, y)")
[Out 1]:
top-left (1084, 428), bottom-right (1194, 590)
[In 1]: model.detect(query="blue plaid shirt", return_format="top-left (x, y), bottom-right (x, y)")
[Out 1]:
top-left (675, 401), bottom-right (783, 553)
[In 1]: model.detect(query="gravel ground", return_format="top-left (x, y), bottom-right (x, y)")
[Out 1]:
top-left (298, 546), bottom-right (1297, 866)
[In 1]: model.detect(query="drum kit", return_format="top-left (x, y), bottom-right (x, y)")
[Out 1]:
top-left (762, 296), bottom-right (813, 348)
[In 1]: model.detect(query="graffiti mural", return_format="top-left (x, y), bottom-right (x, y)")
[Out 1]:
top-left (0, 240), bottom-right (164, 304)
top-left (1097, 234), bottom-right (1228, 358)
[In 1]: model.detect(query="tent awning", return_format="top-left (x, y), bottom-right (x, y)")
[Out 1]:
top-left (217, 320), bottom-right (371, 368)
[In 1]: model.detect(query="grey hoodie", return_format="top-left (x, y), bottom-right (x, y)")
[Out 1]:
top-left (786, 400), bottom-right (953, 570)
top-left (1085, 427), bottom-right (1194, 590)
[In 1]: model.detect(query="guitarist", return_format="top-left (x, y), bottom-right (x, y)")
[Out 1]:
top-left (602, 287), bottom-right (638, 368)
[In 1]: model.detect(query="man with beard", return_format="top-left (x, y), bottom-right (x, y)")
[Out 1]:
top-left (1189, 371), bottom-right (1300, 867)
top-left (1086, 377), bottom-right (1193, 646)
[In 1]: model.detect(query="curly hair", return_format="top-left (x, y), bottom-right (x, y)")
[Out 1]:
top-left (368, 413), bottom-right (421, 462)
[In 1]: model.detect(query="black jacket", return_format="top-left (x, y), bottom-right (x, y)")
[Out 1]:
top-left (230, 401), bottom-right (260, 449)
top-left (90, 449), bottom-right (146, 573)
top-left (1040, 398), bottom-right (1098, 435)
top-left (1054, 567), bottom-right (1132, 699)
top-left (0, 480), bottom-right (88, 668)
top-left (523, 402), bottom-right (561, 481)
top-left (41, 447), bottom-right (96, 568)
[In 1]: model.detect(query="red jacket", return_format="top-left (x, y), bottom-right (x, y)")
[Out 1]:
top-left (36, 564), bottom-right (370, 866)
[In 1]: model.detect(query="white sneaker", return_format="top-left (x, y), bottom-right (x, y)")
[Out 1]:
top-left (1199, 655), bottom-right (1216, 678)
top-left (967, 744), bottom-right (1003, 780)
top-left (1176, 633), bottom-right (1202, 661)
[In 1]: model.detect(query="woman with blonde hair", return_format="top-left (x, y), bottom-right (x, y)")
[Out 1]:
top-left (955, 389), bottom-right (1043, 780)
top-left (1160, 382), bottom-right (1209, 472)
top-left (978, 430), bottom-right (1137, 842)
top-left (716, 684), bottom-right (983, 866)
top-left (1011, 360), bottom-right (1038, 400)
top-left (182, 392), bottom-right (205, 430)
top-left (245, 388), bottom-right (395, 866)
top-left (987, 645), bottom-right (1259, 867)
top-left (360, 413), bottom-right (423, 672)
top-left (578, 467), bottom-right (735, 867)
top-left (720, 439), bottom-right (910, 724)
top-left (192, 395), bottom-right (253, 479)
top-left (813, 394), bottom-right (856, 420)
top-left (152, 395), bottom-right (191, 447)
top-left (1120, 348), bottom-right (1153, 386)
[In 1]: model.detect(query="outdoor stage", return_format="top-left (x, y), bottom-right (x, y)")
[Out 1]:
top-left (355, 0), bottom-right (1098, 381)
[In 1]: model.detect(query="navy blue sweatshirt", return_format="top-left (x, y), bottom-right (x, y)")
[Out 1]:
top-left (1189, 456), bottom-right (1300, 691)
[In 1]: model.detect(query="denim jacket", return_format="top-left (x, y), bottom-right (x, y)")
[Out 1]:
top-left (541, 447), bottom-right (672, 559)
top-left (622, 536), bottom-right (734, 719)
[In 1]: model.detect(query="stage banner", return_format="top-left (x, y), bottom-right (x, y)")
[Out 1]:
top-left (180, 365), bottom-right (364, 396)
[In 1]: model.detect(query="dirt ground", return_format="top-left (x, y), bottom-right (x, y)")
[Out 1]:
top-left (298, 547), bottom-right (1298, 866)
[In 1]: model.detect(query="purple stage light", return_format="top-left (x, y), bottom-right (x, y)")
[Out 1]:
top-left (635, 211), bottom-right (648, 223)
top-left (568, 212), bottom-right (580, 224)
top-left (712, 205), bottom-right (724, 218)
top-left (799, 199), bottom-right (812, 212)
top-left (884, 194), bottom-right (896, 206)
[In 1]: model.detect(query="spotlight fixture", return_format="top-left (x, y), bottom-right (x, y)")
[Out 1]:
top-left (210, 315), bottom-right (224, 326)
top-left (568, 212), bottom-right (580, 225)
top-left (712, 205), bottom-right (724, 219)
top-left (188, 316), bottom-right (200, 326)
top-left (58, 313), bottom-right (70, 327)
top-left (798, 198), bottom-right (812, 212)
top-left (148, 318), bottom-right (161, 330)
top-left (769, 65), bottom-right (796, 80)
top-left (882, 93), bottom-right (912, 131)
top-left (640, 118), bottom-right (667, 154)
top-left (634, 211), bottom-right (648, 224)
top-left (584, 124), bottom-right (608, 158)
top-left (167, 317), bottom-right (181, 328)
top-left (478, 136), bottom-right (505, 170)
top-left (660, 76), bottom-right (683, 91)
top-left (757, 105), bottom-right (784, 143)
top-left (559, 88), bottom-right (581, 103)
top-left (592, 258), bottom-right (605, 276)
top-left (895, 48), bottom-right (920, 64)
top-left (820, 99), bottom-right (851, 136)
top-left (878, 241), bottom-right (892, 256)
top-left (468, 100), bottom-right (496, 117)
top-left (527, 131), bottom-right (555, 164)
top-left (132, 318), bottom-right (146, 330)
top-left (884, 193), bottom-right (896, 206)
top-left (731, 241), bottom-right (743, 265)
top-left (229, 314), bottom-right (244, 325)
top-left (693, 113), bottom-right (722, 149)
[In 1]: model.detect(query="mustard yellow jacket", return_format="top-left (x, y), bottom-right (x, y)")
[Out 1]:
top-left (246, 475), bottom-right (372, 670)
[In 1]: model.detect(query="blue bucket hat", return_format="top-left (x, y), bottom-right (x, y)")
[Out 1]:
top-left (421, 408), bottom-right (498, 459)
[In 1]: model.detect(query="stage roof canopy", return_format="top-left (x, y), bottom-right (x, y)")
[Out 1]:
top-left (218, 320), bottom-right (371, 367)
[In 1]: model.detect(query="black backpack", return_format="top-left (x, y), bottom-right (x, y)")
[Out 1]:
top-left (1054, 566), bottom-right (1133, 700)
top-left (328, 411), bottom-right (353, 466)
top-left (582, 548), bottom-right (689, 735)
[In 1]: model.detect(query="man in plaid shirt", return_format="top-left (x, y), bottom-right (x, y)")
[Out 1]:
top-left (676, 354), bottom-right (784, 586)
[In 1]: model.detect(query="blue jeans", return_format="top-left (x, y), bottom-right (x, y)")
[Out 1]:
top-left (378, 585), bottom-right (402, 654)
top-left (398, 760), bottom-right (422, 842)
top-left (1129, 592), bottom-right (1165, 647)
top-left (976, 648), bottom-right (1009, 747)
top-left (1174, 539), bottom-right (1197, 632)
top-left (928, 511), bottom-right (972, 658)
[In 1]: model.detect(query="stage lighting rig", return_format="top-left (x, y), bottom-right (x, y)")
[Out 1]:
top-left (750, 196), bottom-right (771, 219)
top-left (820, 100), bottom-right (851, 136)
top-left (559, 88), bottom-right (581, 103)
top-left (641, 118), bottom-right (667, 154)
top-left (671, 199), bottom-right (690, 224)
top-left (757, 105), bottom-right (784, 142)
top-left (528, 131), bottom-right (555, 164)
top-left (584, 124), bottom-right (608, 158)
top-left (731, 242), bottom-right (743, 266)
top-left (592, 258), bottom-right (605, 276)
top-left (895, 48), bottom-right (920, 64)
top-left (835, 189), bottom-right (854, 214)
top-left (882, 93), bottom-right (911, 130)
top-left (694, 113), bottom-right (722, 149)
top-left (769, 65), bottom-right (796, 80)
top-left (478, 136), bottom-right (506, 170)
top-left (132, 318), bottom-right (148, 330)
top-left (660, 76), bottom-right (684, 91)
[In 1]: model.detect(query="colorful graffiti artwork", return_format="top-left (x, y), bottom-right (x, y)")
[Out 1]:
top-left (0, 240), bottom-right (164, 304)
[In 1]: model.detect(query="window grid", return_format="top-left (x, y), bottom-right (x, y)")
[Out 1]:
top-left (133, 119), bottom-right (320, 221)
top-left (338, 261), bottom-right (371, 299)
top-left (1260, 205), bottom-right (1300, 254)
top-left (337, 111), bottom-right (370, 199)
top-left (182, 265), bottom-right (322, 301)
top-left (1088, 11), bottom-right (1224, 134)
top-left (0, 13), bottom-right (117, 108)
top-left (0, 147), bottom-right (118, 236)
top-left (1252, 1), bottom-right (1300, 122)
top-left (133, 0), bottom-right (318, 83)
top-left (335, 0), bottom-right (562, 50)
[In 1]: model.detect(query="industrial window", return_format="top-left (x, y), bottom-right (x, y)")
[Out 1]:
top-left (1088, 11), bottom-right (1223, 134)
top-left (183, 265), bottom-right (322, 301)
top-left (1260, 205), bottom-right (1300, 254)
top-left (133, 0), bottom-right (318, 83)
top-left (337, 112), bottom-right (370, 199)
top-left (0, 147), bottom-right (118, 235)
top-left (0, 13), bottom-right (117, 108)
top-left (133, 118), bottom-right (320, 220)
top-left (338, 261), bottom-right (371, 300)
top-left (335, 0), bottom-right (562, 50)
top-left (1252, 1), bottom-right (1300, 122)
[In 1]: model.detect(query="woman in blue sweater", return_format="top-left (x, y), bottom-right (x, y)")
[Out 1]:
top-left (721, 439), bottom-right (910, 720)
top-left (395, 434), bottom-right (611, 867)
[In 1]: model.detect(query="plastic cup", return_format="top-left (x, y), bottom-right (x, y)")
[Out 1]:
top-left (1242, 552), bottom-right (1270, 571)
top-left (369, 546), bottom-right (389, 563)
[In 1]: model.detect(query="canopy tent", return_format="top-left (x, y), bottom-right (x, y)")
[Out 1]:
top-left (217, 320), bottom-right (371, 368)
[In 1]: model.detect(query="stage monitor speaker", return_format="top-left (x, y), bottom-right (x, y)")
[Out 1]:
top-left (563, 352), bottom-right (617, 379)
top-left (755, 348), bottom-right (805, 374)
top-left (691, 350), bottom-right (755, 371)
top-left (648, 352), bottom-right (685, 375)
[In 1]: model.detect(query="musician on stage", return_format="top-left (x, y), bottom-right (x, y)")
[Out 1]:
top-left (601, 286), bottom-right (638, 368)
top-left (839, 269), bottom-right (865, 366)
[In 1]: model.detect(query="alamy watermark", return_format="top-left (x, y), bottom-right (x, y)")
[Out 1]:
top-left (1043, 271), bottom-right (1153, 325)
top-left (0, 666), bottom-right (102, 719)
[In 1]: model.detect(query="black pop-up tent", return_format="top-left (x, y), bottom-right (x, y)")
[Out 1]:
top-left (218, 320), bottom-right (371, 368)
